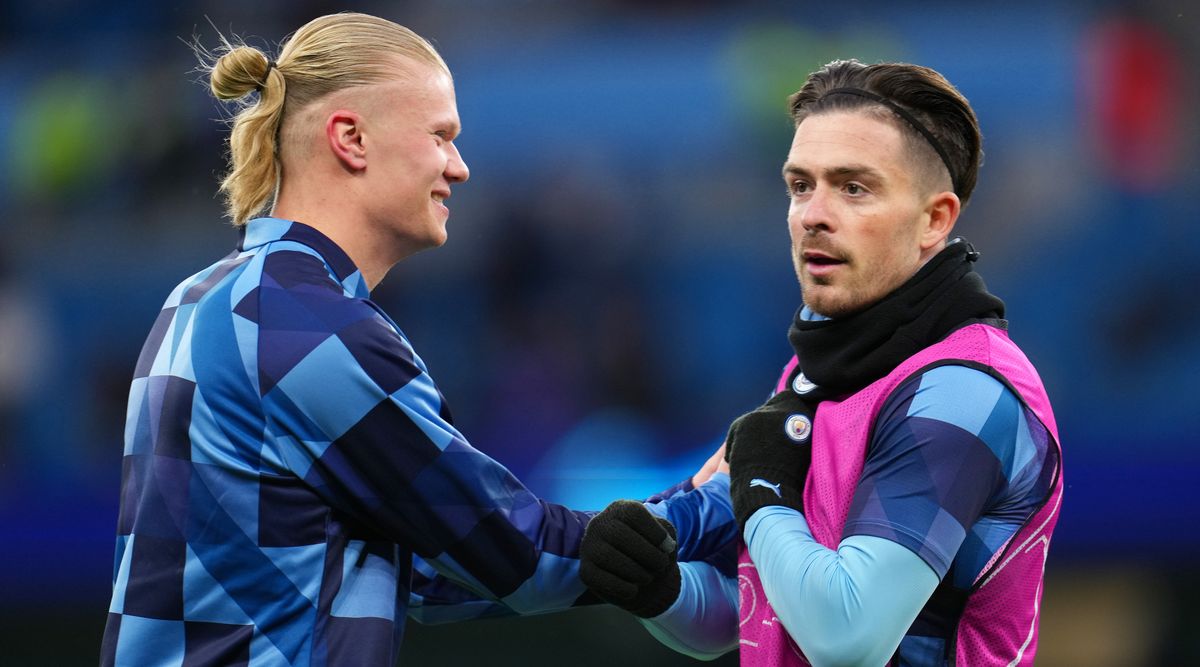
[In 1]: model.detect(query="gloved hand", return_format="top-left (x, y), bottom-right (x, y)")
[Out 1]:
top-left (724, 388), bottom-right (813, 530)
top-left (579, 500), bottom-right (681, 618)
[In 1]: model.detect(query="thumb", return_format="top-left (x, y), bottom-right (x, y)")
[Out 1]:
top-left (653, 517), bottom-right (677, 555)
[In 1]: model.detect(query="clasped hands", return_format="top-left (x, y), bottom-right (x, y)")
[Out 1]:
top-left (579, 388), bottom-right (813, 616)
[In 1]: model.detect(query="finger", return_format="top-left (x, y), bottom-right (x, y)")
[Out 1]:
top-left (580, 560), bottom-right (638, 602)
top-left (592, 516), bottom-right (671, 573)
top-left (583, 538), bottom-right (656, 585)
top-left (652, 517), bottom-right (678, 554)
top-left (724, 421), bottom-right (743, 461)
top-left (613, 503), bottom-right (677, 557)
top-left (716, 453), bottom-right (730, 476)
top-left (691, 445), bottom-right (724, 487)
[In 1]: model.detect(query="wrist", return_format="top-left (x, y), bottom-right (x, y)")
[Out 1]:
top-left (629, 560), bottom-right (682, 618)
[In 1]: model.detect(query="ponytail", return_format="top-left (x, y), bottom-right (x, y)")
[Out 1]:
top-left (209, 46), bottom-right (284, 226)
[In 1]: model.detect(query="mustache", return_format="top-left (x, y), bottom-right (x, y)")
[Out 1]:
top-left (799, 237), bottom-right (848, 262)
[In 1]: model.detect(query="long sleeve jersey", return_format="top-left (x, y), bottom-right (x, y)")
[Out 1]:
top-left (102, 218), bottom-right (680, 666)
top-left (408, 474), bottom-right (741, 660)
top-left (669, 363), bottom-right (1056, 665)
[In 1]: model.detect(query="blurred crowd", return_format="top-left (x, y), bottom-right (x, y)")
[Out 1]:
top-left (0, 1), bottom-right (1197, 663)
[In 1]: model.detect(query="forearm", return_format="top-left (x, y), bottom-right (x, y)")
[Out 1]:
top-left (638, 561), bottom-right (738, 661)
top-left (407, 589), bottom-right (516, 624)
top-left (420, 510), bottom-right (591, 615)
top-left (409, 555), bottom-right (552, 624)
top-left (292, 371), bottom-right (596, 611)
top-left (646, 472), bottom-right (737, 566)
top-left (746, 507), bottom-right (938, 666)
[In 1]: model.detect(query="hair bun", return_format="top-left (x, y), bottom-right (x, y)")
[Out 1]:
top-left (211, 46), bottom-right (273, 100)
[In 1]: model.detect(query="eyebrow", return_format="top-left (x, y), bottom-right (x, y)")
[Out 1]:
top-left (781, 163), bottom-right (886, 183)
top-left (438, 125), bottom-right (461, 137)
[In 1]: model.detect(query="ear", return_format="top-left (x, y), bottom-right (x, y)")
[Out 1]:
top-left (325, 110), bottom-right (367, 172)
top-left (920, 190), bottom-right (961, 252)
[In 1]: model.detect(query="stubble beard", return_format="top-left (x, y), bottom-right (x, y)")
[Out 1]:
top-left (794, 250), bottom-right (861, 319)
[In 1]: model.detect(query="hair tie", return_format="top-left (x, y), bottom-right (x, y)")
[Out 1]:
top-left (820, 87), bottom-right (959, 195)
top-left (256, 60), bottom-right (276, 93)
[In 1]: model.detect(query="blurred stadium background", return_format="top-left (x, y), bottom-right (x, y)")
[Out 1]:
top-left (1, 1), bottom-right (1197, 664)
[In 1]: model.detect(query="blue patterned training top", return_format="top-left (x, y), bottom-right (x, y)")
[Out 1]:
top-left (101, 218), bottom-right (596, 666)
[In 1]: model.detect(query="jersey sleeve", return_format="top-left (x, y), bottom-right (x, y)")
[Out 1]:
top-left (407, 555), bottom-right (518, 624)
top-left (407, 475), bottom-right (738, 622)
top-left (254, 248), bottom-right (591, 613)
top-left (745, 506), bottom-right (939, 665)
top-left (842, 364), bottom-right (1053, 578)
top-left (643, 477), bottom-right (694, 504)
top-left (637, 560), bottom-right (739, 660)
top-left (622, 473), bottom-right (737, 659)
top-left (645, 472), bottom-right (738, 575)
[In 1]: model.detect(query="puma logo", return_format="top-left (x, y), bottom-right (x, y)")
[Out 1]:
top-left (749, 478), bottom-right (782, 497)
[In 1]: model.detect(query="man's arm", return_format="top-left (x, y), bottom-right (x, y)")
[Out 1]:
top-left (745, 507), bottom-right (937, 665)
top-left (743, 364), bottom-right (1054, 663)
top-left (637, 559), bottom-right (739, 661)
top-left (407, 472), bottom-right (737, 624)
top-left (260, 270), bottom-right (592, 614)
top-left (578, 470), bottom-right (738, 658)
top-left (640, 471), bottom-right (738, 659)
top-left (645, 471), bottom-right (738, 568)
top-left (407, 556), bottom-right (519, 624)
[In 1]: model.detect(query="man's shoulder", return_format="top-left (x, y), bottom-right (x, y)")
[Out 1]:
top-left (884, 364), bottom-right (1017, 442)
top-left (908, 363), bottom-right (1008, 404)
top-left (258, 240), bottom-right (346, 294)
top-left (226, 242), bottom-right (396, 379)
top-left (880, 363), bottom-right (1051, 478)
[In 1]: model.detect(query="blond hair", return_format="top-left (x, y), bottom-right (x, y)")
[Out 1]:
top-left (205, 13), bottom-right (449, 226)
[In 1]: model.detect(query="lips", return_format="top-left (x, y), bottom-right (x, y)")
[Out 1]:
top-left (431, 190), bottom-right (451, 214)
top-left (802, 248), bottom-right (846, 277)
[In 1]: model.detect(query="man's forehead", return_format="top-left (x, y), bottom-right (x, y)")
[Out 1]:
top-left (786, 111), bottom-right (908, 171)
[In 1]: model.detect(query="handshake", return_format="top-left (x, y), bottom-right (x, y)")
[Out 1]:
top-left (579, 500), bottom-right (681, 618)
top-left (579, 387), bottom-right (813, 617)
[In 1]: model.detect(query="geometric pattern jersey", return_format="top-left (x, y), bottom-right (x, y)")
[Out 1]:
top-left (848, 364), bottom-right (1057, 586)
top-left (409, 475), bottom-right (740, 626)
top-left (101, 218), bottom-right (598, 666)
top-left (737, 322), bottom-right (1062, 666)
top-left (846, 364), bottom-right (1058, 665)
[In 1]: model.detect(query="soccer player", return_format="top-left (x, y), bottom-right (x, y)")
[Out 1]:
top-left (580, 60), bottom-right (1064, 665)
top-left (100, 13), bottom-right (735, 666)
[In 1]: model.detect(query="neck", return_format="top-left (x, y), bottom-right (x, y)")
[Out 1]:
top-left (273, 179), bottom-right (399, 291)
top-left (789, 240), bottom-right (1004, 398)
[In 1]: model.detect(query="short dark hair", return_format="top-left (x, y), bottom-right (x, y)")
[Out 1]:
top-left (788, 59), bottom-right (983, 205)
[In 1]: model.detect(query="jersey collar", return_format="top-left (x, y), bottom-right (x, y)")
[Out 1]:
top-left (239, 218), bottom-right (366, 295)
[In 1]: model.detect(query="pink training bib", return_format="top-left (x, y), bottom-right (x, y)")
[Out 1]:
top-left (737, 323), bottom-right (1063, 666)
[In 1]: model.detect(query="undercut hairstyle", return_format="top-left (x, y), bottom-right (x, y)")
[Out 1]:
top-left (202, 12), bottom-right (449, 226)
top-left (788, 59), bottom-right (983, 206)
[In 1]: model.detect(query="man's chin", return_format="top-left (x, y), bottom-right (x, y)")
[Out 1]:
top-left (801, 288), bottom-right (861, 320)
top-left (801, 289), bottom-right (834, 318)
top-left (424, 223), bottom-right (449, 248)
top-left (399, 230), bottom-right (448, 259)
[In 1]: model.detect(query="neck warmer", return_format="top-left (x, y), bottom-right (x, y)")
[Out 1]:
top-left (786, 240), bottom-right (1005, 402)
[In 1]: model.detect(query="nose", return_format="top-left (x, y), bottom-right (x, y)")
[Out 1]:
top-left (445, 142), bottom-right (469, 183)
top-left (795, 184), bottom-right (835, 234)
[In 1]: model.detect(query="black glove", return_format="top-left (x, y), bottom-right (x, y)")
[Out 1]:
top-left (725, 388), bottom-right (813, 530)
top-left (579, 500), bottom-right (681, 618)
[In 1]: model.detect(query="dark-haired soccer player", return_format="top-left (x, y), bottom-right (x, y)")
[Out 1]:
top-left (581, 59), bottom-right (1063, 666)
